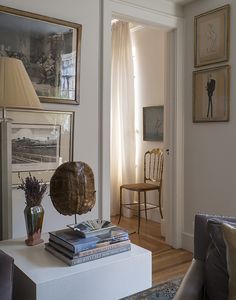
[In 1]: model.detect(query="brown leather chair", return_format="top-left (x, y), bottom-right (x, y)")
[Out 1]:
top-left (0, 250), bottom-right (14, 300)
top-left (118, 148), bottom-right (164, 233)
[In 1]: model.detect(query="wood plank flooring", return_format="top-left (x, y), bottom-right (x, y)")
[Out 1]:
top-left (111, 216), bottom-right (193, 286)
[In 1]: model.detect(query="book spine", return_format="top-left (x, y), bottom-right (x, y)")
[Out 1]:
top-left (79, 240), bottom-right (130, 257)
top-left (49, 234), bottom-right (97, 252)
top-left (71, 244), bottom-right (131, 265)
top-left (45, 244), bottom-right (73, 265)
top-left (45, 243), bottom-right (131, 266)
top-left (49, 232), bottom-right (129, 254)
top-left (48, 240), bottom-right (77, 258)
top-left (49, 239), bottom-right (130, 259)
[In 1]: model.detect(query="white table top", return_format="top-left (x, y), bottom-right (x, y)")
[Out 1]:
top-left (0, 233), bottom-right (151, 284)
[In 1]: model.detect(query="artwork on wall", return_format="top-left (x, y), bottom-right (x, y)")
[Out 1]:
top-left (193, 65), bottom-right (230, 122)
top-left (143, 106), bottom-right (164, 141)
top-left (12, 124), bottom-right (61, 172)
top-left (0, 5), bottom-right (82, 104)
top-left (194, 5), bottom-right (230, 67)
top-left (4, 108), bottom-right (74, 185)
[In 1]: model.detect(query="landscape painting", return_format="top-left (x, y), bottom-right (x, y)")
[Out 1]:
top-left (12, 124), bottom-right (61, 172)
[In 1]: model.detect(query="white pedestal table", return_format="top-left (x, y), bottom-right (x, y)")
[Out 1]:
top-left (0, 234), bottom-right (152, 300)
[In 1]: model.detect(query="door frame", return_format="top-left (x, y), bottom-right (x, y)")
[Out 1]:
top-left (101, 0), bottom-right (184, 248)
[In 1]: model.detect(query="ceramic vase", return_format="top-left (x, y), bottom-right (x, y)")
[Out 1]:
top-left (24, 205), bottom-right (44, 246)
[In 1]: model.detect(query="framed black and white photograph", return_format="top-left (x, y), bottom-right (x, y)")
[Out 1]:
top-left (193, 65), bottom-right (230, 122)
top-left (194, 5), bottom-right (230, 67)
top-left (143, 106), bottom-right (164, 141)
top-left (5, 108), bottom-right (74, 185)
top-left (12, 124), bottom-right (61, 172)
top-left (0, 5), bottom-right (82, 104)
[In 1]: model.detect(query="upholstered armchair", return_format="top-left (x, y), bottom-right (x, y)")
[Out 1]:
top-left (175, 213), bottom-right (236, 300)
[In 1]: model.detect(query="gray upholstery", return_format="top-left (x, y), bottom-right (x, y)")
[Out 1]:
top-left (174, 213), bottom-right (236, 300)
top-left (174, 259), bottom-right (204, 300)
top-left (0, 250), bottom-right (14, 300)
top-left (193, 214), bottom-right (236, 261)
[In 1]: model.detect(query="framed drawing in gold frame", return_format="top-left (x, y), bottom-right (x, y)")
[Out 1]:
top-left (4, 108), bottom-right (74, 186)
top-left (0, 5), bottom-right (82, 104)
top-left (193, 65), bottom-right (230, 123)
top-left (194, 5), bottom-right (230, 67)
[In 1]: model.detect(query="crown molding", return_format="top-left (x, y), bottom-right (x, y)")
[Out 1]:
top-left (130, 24), bottom-right (144, 33)
top-left (111, 0), bottom-right (184, 19)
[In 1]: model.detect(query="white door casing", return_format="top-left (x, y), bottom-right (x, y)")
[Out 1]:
top-left (101, 0), bottom-right (184, 248)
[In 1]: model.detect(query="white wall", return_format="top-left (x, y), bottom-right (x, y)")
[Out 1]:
top-left (0, 0), bottom-right (184, 241)
top-left (131, 26), bottom-right (167, 222)
top-left (0, 0), bottom-right (100, 238)
top-left (183, 0), bottom-right (236, 243)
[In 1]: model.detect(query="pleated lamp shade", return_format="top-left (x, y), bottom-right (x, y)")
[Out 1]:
top-left (0, 57), bottom-right (41, 109)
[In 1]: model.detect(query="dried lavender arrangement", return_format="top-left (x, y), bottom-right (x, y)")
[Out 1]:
top-left (18, 173), bottom-right (47, 207)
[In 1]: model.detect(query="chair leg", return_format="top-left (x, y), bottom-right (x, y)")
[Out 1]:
top-left (144, 191), bottom-right (147, 221)
top-left (138, 191), bottom-right (141, 234)
top-left (118, 186), bottom-right (123, 224)
top-left (159, 189), bottom-right (163, 219)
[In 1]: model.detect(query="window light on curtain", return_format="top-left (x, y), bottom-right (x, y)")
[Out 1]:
top-left (110, 20), bottom-right (136, 216)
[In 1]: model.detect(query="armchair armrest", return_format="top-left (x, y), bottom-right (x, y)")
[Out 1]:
top-left (174, 259), bottom-right (204, 300)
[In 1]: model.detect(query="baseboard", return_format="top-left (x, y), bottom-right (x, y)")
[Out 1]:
top-left (182, 232), bottom-right (194, 253)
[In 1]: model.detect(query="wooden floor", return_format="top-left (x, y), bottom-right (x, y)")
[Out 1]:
top-left (111, 216), bottom-right (193, 286)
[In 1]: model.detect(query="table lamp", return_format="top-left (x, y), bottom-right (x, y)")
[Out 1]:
top-left (0, 57), bottom-right (42, 240)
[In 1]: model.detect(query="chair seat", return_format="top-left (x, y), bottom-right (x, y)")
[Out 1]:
top-left (121, 182), bottom-right (160, 192)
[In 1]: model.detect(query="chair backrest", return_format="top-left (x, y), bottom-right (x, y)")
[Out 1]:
top-left (144, 148), bottom-right (164, 186)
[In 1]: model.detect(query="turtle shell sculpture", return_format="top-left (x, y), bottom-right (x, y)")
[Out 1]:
top-left (50, 161), bottom-right (96, 215)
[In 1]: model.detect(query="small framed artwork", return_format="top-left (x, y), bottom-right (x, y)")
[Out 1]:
top-left (5, 108), bottom-right (74, 185)
top-left (143, 106), bottom-right (164, 141)
top-left (193, 65), bottom-right (230, 122)
top-left (194, 5), bottom-right (230, 67)
top-left (12, 124), bottom-right (61, 172)
top-left (0, 5), bottom-right (82, 104)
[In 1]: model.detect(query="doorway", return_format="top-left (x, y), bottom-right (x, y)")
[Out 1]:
top-left (101, 0), bottom-right (184, 249)
top-left (110, 20), bottom-right (167, 239)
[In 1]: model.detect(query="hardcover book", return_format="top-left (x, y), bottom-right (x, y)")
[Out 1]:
top-left (49, 226), bottom-right (129, 253)
top-left (67, 219), bottom-right (116, 238)
top-left (45, 242), bottom-right (131, 266)
top-left (48, 239), bottom-right (130, 259)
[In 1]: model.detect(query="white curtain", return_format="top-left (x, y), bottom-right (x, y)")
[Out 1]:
top-left (110, 21), bottom-right (136, 216)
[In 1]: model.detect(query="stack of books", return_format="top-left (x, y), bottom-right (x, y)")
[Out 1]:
top-left (45, 219), bottom-right (131, 266)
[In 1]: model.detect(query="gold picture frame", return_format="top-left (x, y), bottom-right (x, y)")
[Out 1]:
top-left (193, 65), bottom-right (230, 123)
top-left (194, 5), bottom-right (230, 67)
top-left (0, 5), bottom-right (82, 104)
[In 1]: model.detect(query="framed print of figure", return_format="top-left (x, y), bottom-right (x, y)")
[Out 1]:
top-left (193, 65), bottom-right (230, 122)
top-left (194, 5), bottom-right (230, 67)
